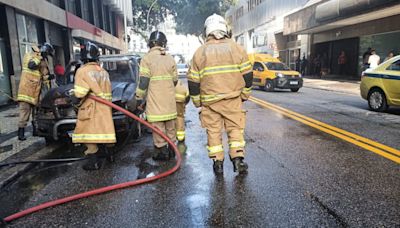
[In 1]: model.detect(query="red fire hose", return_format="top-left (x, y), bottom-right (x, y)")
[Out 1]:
top-left (3, 95), bottom-right (182, 224)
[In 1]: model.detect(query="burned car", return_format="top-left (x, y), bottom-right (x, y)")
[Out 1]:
top-left (33, 54), bottom-right (141, 143)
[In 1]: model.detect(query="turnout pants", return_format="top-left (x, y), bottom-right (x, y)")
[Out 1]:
top-left (18, 102), bottom-right (34, 128)
top-left (151, 120), bottom-right (176, 148)
top-left (176, 102), bottom-right (186, 141)
top-left (200, 97), bottom-right (246, 161)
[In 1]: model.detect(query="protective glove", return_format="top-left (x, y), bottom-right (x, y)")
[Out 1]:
top-left (46, 74), bottom-right (55, 80)
top-left (68, 89), bottom-right (75, 96)
top-left (70, 94), bottom-right (81, 107)
top-left (135, 96), bottom-right (145, 111)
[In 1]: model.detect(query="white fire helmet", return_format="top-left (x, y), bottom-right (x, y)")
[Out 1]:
top-left (204, 13), bottom-right (228, 38)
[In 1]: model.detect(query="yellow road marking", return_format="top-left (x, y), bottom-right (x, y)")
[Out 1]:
top-left (249, 96), bottom-right (400, 164)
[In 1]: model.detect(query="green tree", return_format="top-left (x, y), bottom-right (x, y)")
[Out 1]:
top-left (131, 0), bottom-right (237, 37)
top-left (131, 0), bottom-right (181, 38)
top-left (175, 0), bottom-right (237, 35)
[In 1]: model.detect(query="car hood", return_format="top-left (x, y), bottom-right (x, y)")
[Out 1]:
top-left (40, 82), bottom-right (136, 109)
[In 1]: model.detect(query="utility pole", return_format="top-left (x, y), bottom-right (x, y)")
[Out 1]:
top-left (146, 0), bottom-right (158, 34)
top-left (123, 0), bottom-right (128, 53)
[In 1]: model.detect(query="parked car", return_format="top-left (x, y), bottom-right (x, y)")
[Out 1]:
top-left (250, 53), bottom-right (303, 92)
top-left (360, 55), bottom-right (400, 112)
top-left (177, 63), bottom-right (189, 77)
top-left (33, 54), bottom-right (141, 143)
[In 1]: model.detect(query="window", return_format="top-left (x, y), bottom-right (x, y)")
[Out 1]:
top-left (387, 60), bottom-right (400, 71)
top-left (16, 13), bottom-right (39, 63)
top-left (67, 0), bottom-right (77, 15)
top-left (235, 6), bottom-right (244, 20)
top-left (81, 0), bottom-right (90, 22)
top-left (265, 62), bottom-right (291, 71)
top-left (253, 62), bottom-right (264, 71)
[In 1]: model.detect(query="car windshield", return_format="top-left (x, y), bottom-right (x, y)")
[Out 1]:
top-left (265, 62), bottom-right (291, 71)
top-left (177, 64), bottom-right (188, 69)
top-left (100, 60), bottom-right (135, 82)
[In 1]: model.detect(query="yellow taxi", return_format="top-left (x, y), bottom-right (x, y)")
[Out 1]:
top-left (360, 55), bottom-right (400, 112)
top-left (249, 53), bottom-right (303, 92)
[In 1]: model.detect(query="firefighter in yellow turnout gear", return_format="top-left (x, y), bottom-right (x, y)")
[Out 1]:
top-left (72, 42), bottom-right (116, 170)
top-left (17, 43), bottom-right (55, 141)
top-left (188, 14), bottom-right (253, 175)
top-left (175, 80), bottom-right (189, 142)
top-left (135, 31), bottom-right (178, 161)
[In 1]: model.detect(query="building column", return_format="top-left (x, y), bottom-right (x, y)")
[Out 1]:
top-left (5, 6), bottom-right (20, 97)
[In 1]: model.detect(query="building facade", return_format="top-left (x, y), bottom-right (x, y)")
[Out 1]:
top-left (0, 0), bottom-right (132, 105)
top-left (284, 0), bottom-right (400, 79)
top-left (226, 0), bottom-right (309, 69)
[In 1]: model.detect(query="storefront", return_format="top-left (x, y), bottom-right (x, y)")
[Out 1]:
top-left (359, 30), bottom-right (400, 66)
top-left (314, 37), bottom-right (359, 77)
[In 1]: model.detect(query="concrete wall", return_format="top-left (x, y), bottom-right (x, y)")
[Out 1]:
top-left (313, 14), bottom-right (400, 44)
top-left (0, 0), bottom-right (67, 27)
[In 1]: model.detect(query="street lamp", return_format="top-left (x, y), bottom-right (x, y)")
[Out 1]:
top-left (146, 0), bottom-right (158, 33)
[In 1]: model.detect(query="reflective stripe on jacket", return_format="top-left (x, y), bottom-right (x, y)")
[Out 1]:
top-left (17, 51), bottom-right (47, 105)
top-left (188, 38), bottom-right (252, 107)
top-left (72, 62), bottom-right (116, 144)
top-left (175, 80), bottom-right (189, 103)
top-left (136, 47), bottom-right (178, 123)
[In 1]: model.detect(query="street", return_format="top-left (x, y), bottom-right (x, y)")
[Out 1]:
top-left (1, 86), bottom-right (399, 227)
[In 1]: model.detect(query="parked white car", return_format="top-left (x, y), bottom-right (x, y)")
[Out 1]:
top-left (177, 63), bottom-right (189, 77)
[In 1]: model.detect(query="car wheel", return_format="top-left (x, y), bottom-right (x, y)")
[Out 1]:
top-left (264, 80), bottom-right (274, 92)
top-left (291, 88), bottom-right (300, 92)
top-left (368, 88), bottom-right (388, 112)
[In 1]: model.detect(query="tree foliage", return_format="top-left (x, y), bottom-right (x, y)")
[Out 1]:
top-left (132, 0), bottom-right (237, 37)
top-left (175, 0), bottom-right (237, 35)
top-left (131, 0), bottom-right (181, 37)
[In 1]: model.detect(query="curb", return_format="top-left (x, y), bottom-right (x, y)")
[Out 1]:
top-left (0, 144), bottom-right (61, 189)
top-left (303, 85), bottom-right (360, 96)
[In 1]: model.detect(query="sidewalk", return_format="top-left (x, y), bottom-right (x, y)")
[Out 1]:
top-left (303, 78), bottom-right (360, 95)
top-left (0, 105), bottom-right (57, 188)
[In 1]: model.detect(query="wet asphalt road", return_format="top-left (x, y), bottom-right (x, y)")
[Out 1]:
top-left (0, 87), bottom-right (399, 227)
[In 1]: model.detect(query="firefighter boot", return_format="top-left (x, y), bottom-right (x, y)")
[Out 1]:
top-left (168, 145), bottom-right (176, 159)
top-left (152, 146), bottom-right (170, 161)
top-left (213, 160), bottom-right (224, 175)
top-left (18, 128), bottom-right (26, 141)
top-left (100, 146), bottom-right (114, 163)
top-left (232, 157), bottom-right (248, 174)
top-left (82, 154), bottom-right (103, 170)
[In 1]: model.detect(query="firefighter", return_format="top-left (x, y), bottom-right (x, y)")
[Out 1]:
top-left (188, 14), bottom-right (253, 175)
top-left (17, 43), bottom-right (54, 141)
top-left (72, 42), bottom-right (116, 170)
top-left (175, 79), bottom-right (189, 143)
top-left (135, 31), bottom-right (178, 161)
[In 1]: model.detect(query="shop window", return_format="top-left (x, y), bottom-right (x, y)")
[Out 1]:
top-left (16, 13), bottom-right (39, 63)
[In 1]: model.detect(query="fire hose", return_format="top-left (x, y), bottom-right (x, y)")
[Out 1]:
top-left (2, 95), bottom-right (182, 224)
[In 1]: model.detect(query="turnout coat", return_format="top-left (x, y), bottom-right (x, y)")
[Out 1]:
top-left (72, 62), bottom-right (116, 144)
top-left (136, 47), bottom-right (178, 123)
top-left (17, 47), bottom-right (50, 105)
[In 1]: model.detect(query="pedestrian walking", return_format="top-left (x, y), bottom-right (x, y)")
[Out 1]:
top-left (363, 47), bottom-right (372, 69)
top-left (300, 54), bottom-right (308, 76)
top-left (384, 51), bottom-right (395, 62)
top-left (17, 43), bottom-right (55, 141)
top-left (338, 50), bottom-right (347, 75)
top-left (175, 79), bottom-right (189, 143)
top-left (72, 42), bottom-right (116, 170)
top-left (313, 54), bottom-right (322, 78)
top-left (188, 14), bottom-right (253, 175)
top-left (135, 31), bottom-right (178, 161)
top-left (368, 49), bottom-right (380, 69)
top-left (54, 63), bottom-right (66, 86)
